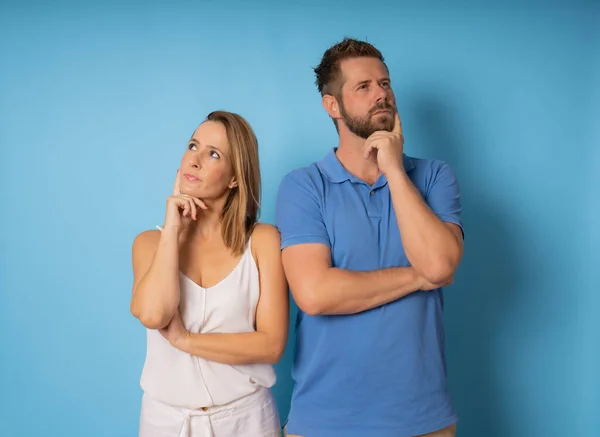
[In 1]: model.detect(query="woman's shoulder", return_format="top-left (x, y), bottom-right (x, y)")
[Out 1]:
top-left (251, 223), bottom-right (280, 239)
top-left (250, 223), bottom-right (281, 260)
top-left (132, 229), bottom-right (162, 253)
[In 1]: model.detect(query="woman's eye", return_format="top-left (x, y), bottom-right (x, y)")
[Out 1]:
top-left (210, 151), bottom-right (220, 159)
top-left (188, 143), bottom-right (197, 151)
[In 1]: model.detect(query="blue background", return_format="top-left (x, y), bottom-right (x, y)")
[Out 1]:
top-left (1, 1), bottom-right (598, 436)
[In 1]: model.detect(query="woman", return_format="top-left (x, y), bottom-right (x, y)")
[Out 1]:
top-left (130, 111), bottom-right (288, 437)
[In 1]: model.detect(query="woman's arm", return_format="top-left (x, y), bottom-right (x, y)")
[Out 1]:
top-left (131, 171), bottom-right (206, 330)
top-left (161, 224), bottom-right (290, 364)
top-left (130, 228), bottom-right (181, 330)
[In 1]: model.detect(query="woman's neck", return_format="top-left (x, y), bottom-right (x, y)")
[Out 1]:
top-left (183, 207), bottom-right (222, 241)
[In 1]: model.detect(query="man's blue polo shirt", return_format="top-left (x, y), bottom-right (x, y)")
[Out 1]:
top-left (274, 148), bottom-right (464, 437)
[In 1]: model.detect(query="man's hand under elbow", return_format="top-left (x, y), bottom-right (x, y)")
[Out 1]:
top-left (418, 272), bottom-right (454, 290)
top-left (293, 284), bottom-right (325, 316)
top-left (416, 255), bottom-right (460, 286)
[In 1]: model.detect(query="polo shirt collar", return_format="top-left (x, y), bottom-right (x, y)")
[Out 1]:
top-left (318, 147), bottom-right (415, 185)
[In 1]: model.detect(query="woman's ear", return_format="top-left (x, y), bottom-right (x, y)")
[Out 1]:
top-left (229, 178), bottom-right (238, 189)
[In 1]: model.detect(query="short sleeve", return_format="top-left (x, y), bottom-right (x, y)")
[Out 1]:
top-left (274, 170), bottom-right (331, 250)
top-left (426, 162), bottom-right (464, 237)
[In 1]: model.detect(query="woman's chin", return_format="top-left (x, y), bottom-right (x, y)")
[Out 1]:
top-left (180, 187), bottom-right (203, 198)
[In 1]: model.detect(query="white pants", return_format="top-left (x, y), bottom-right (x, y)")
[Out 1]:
top-left (139, 387), bottom-right (281, 437)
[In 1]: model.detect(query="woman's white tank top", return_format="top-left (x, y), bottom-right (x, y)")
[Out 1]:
top-left (139, 229), bottom-right (277, 409)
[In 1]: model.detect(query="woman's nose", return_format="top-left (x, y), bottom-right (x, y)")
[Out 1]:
top-left (189, 156), bottom-right (201, 169)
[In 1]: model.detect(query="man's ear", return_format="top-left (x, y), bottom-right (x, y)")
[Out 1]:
top-left (322, 94), bottom-right (341, 120)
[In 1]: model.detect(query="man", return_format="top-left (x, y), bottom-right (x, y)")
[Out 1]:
top-left (275, 38), bottom-right (464, 437)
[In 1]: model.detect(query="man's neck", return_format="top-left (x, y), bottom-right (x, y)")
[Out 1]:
top-left (336, 133), bottom-right (381, 186)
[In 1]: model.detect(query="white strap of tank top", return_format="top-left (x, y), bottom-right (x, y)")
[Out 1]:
top-left (176, 409), bottom-right (214, 437)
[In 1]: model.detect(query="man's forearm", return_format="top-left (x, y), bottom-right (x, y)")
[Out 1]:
top-left (387, 168), bottom-right (462, 283)
top-left (307, 266), bottom-right (424, 315)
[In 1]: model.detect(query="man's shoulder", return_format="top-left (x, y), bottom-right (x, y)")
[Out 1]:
top-left (406, 154), bottom-right (451, 172)
top-left (405, 154), bottom-right (459, 186)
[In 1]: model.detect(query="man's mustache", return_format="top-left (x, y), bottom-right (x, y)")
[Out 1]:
top-left (369, 103), bottom-right (395, 115)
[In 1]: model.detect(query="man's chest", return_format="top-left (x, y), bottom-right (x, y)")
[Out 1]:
top-left (322, 185), bottom-right (409, 270)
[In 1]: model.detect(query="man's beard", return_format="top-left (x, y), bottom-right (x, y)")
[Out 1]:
top-left (339, 100), bottom-right (395, 139)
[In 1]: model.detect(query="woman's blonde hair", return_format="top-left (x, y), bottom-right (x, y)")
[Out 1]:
top-left (206, 111), bottom-right (261, 255)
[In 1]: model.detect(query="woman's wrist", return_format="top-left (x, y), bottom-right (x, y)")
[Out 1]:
top-left (173, 330), bottom-right (192, 352)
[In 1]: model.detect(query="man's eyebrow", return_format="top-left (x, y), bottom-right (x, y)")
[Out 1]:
top-left (355, 77), bottom-right (391, 86)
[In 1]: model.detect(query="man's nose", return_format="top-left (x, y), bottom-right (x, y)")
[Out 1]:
top-left (375, 84), bottom-right (388, 102)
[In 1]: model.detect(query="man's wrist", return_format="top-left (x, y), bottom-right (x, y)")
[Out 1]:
top-left (385, 166), bottom-right (408, 186)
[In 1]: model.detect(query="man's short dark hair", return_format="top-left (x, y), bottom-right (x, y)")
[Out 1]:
top-left (314, 38), bottom-right (386, 98)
